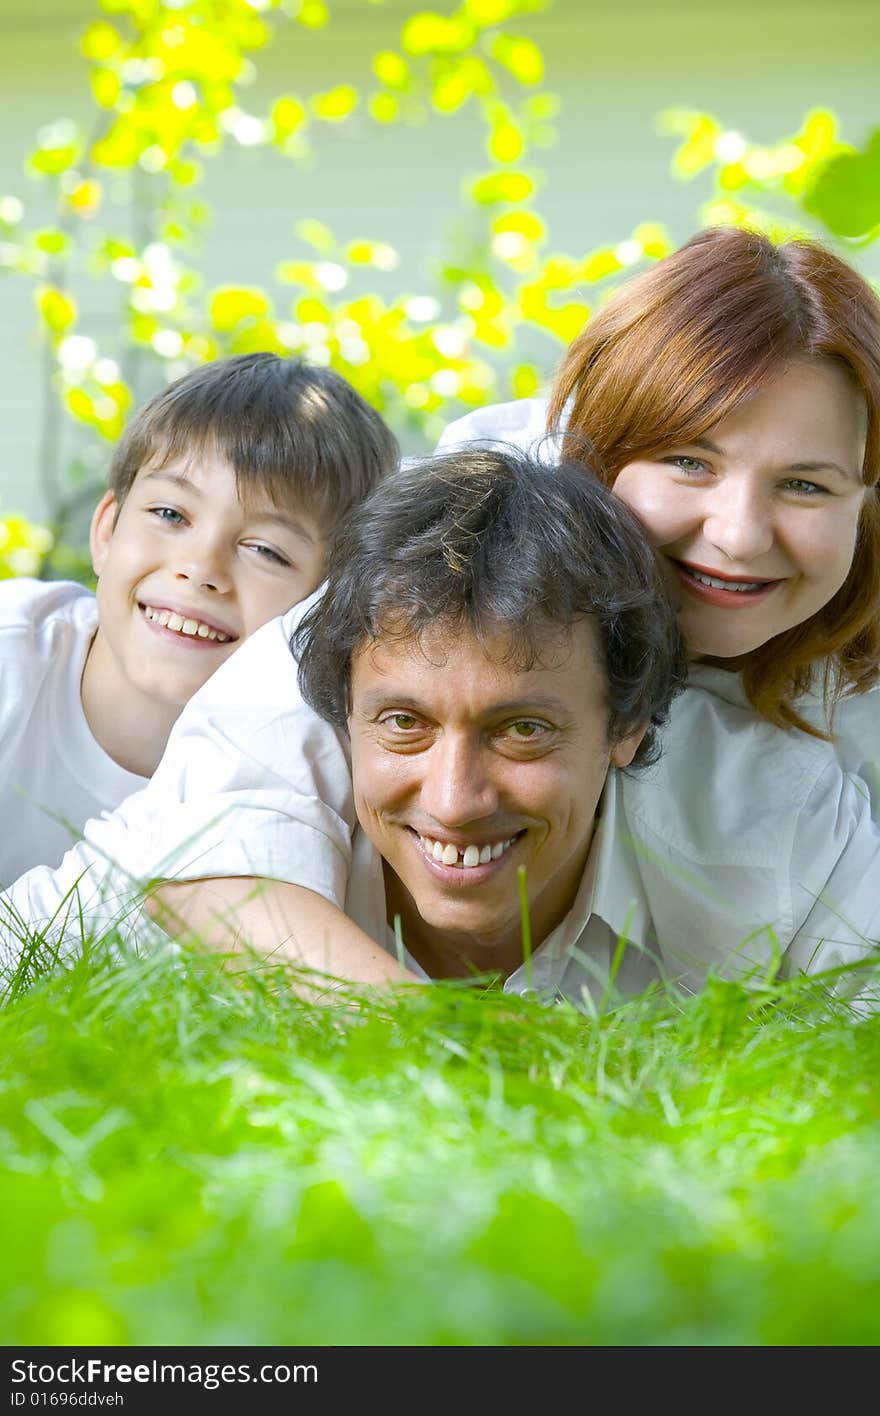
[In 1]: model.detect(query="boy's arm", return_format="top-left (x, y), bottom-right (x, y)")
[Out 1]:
top-left (0, 604), bottom-right (397, 986)
top-left (148, 876), bottom-right (421, 988)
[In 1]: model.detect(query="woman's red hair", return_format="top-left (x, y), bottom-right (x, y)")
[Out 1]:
top-left (547, 225), bottom-right (880, 735)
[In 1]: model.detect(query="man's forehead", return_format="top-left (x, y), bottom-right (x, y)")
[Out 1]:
top-left (351, 615), bottom-right (603, 692)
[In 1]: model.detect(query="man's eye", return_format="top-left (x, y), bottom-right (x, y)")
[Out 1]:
top-left (505, 720), bottom-right (548, 740)
top-left (376, 713), bottom-right (419, 736)
top-left (150, 506), bottom-right (185, 524)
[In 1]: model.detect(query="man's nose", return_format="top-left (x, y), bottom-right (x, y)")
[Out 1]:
top-left (703, 479), bottom-right (774, 562)
top-left (420, 734), bottom-right (498, 827)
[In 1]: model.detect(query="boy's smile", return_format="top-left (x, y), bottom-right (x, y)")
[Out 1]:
top-left (82, 444), bottom-right (325, 776)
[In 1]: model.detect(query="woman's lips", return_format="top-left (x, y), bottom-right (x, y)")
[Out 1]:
top-left (671, 559), bottom-right (783, 609)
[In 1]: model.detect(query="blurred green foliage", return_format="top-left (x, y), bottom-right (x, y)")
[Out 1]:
top-left (1, 0), bottom-right (878, 577)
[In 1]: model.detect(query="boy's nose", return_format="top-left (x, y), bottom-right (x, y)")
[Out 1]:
top-left (174, 543), bottom-right (233, 593)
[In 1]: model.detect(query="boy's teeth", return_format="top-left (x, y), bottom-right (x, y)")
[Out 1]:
top-left (143, 605), bottom-right (230, 642)
top-left (421, 835), bottom-right (515, 868)
top-left (685, 566), bottom-right (764, 592)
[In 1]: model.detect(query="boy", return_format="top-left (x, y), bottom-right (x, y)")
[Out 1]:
top-left (0, 353), bottom-right (398, 883)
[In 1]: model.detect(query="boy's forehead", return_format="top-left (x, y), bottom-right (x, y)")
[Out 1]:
top-left (134, 443), bottom-right (322, 540)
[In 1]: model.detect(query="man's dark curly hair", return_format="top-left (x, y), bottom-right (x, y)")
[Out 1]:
top-left (294, 444), bottom-right (687, 766)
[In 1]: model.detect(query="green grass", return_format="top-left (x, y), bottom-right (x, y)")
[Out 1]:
top-left (2, 937), bottom-right (880, 1346)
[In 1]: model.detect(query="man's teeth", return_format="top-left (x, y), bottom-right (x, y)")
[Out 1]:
top-left (143, 605), bottom-right (231, 641)
top-left (683, 566), bottom-right (766, 592)
top-left (420, 835), bottom-right (516, 868)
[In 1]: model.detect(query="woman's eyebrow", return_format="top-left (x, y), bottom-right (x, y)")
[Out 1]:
top-left (784, 459), bottom-right (861, 483)
top-left (689, 439), bottom-right (859, 482)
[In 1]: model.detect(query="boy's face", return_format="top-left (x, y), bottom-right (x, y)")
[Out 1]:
top-left (89, 444), bottom-right (326, 713)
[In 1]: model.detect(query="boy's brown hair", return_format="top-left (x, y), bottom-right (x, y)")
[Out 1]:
top-left (109, 353), bottom-right (399, 532)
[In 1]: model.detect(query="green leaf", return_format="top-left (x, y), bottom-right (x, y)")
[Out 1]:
top-left (80, 21), bottom-right (121, 62)
top-left (802, 130), bottom-right (880, 238)
top-left (470, 170), bottom-right (534, 205)
top-left (311, 86), bottom-right (359, 122)
top-left (489, 35), bottom-right (544, 86)
top-left (35, 285), bottom-right (77, 334)
top-left (403, 12), bottom-right (475, 56)
top-left (208, 286), bottom-right (271, 332)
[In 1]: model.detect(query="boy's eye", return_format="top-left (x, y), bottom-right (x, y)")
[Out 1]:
top-left (245, 542), bottom-right (292, 567)
top-left (150, 506), bottom-right (185, 524)
top-left (784, 478), bottom-right (827, 497)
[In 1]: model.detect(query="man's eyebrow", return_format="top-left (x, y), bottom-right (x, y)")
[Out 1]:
top-left (689, 439), bottom-right (860, 483)
top-left (356, 690), bottom-right (574, 718)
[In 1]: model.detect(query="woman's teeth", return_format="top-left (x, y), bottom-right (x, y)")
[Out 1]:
top-left (419, 835), bottom-right (516, 868)
top-left (682, 566), bottom-right (767, 592)
top-left (143, 605), bottom-right (231, 641)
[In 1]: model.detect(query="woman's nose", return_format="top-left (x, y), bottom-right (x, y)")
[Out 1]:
top-left (703, 482), bottom-right (774, 562)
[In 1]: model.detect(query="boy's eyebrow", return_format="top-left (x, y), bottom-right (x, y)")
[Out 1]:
top-left (140, 470), bottom-right (319, 545)
top-left (247, 509), bottom-right (319, 546)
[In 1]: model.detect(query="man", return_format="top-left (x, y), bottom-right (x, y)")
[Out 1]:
top-left (4, 449), bottom-right (879, 1008)
top-left (287, 444), bottom-right (682, 1002)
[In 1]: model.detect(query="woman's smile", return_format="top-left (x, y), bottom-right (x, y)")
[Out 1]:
top-left (612, 359), bottom-right (867, 660)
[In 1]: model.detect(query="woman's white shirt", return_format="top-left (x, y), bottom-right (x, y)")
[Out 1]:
top-left (434, 395), bottom-right (880, 815)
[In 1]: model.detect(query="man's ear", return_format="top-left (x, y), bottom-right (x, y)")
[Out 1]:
top-left (610, 723), bottom-right (649, 769)
top-left (89, 490), bottom-right (119, 577)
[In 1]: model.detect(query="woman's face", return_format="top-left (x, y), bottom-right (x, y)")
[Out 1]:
top-left (611, 359), bottom-right (868, 661)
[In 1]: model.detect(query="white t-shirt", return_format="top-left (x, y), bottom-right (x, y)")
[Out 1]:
top-left (0, 578), bottom-right (147, 883)
top-left (3, 597), bottom-right (878, 1007)
top-left (434, 396), bottom-right (880, 807)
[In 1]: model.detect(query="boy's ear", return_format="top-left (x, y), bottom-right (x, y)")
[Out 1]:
top-left (89, 490), bottom-right (119, 576)
top-left (610, 722), bottom-right (649, 770)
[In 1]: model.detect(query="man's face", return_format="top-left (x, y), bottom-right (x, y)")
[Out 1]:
top-left (348, 620), bottom-right (645, 976)
top-left (88, 444), bottom-right (326, 715)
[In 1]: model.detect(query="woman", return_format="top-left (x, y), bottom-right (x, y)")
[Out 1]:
top-left (436, 226), bottom-right (880, 803)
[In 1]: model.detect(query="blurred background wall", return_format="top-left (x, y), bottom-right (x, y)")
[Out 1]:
top-left (2, 0), bottom-right (880, 519)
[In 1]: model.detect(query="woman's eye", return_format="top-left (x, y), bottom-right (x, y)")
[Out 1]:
top-left (666, 456), bottom-right (705, 474)
top-left (150, 506), bottom-right (185, 524)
